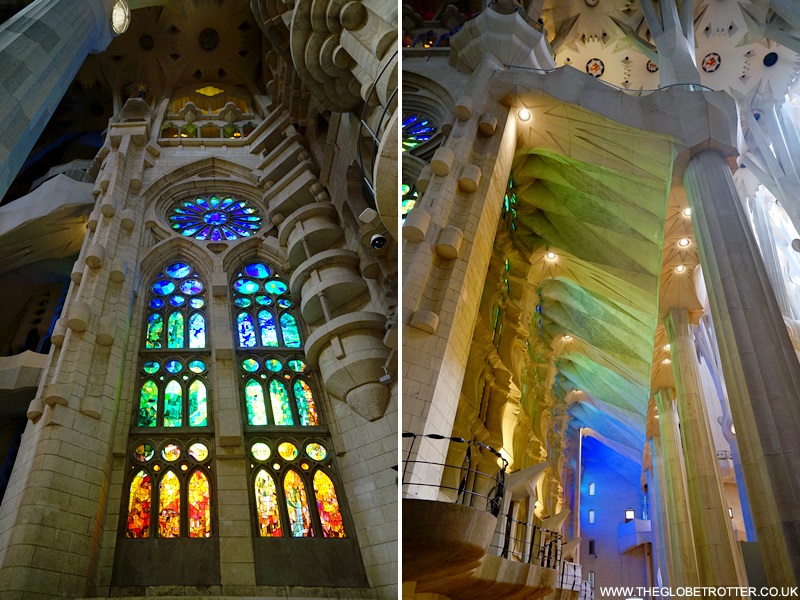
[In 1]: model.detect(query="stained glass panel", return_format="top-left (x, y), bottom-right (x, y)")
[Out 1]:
top-left (280, 313), bottom-right (301, 347)
top-left (313, 471), bottom-right (346, 538)
top-left (152, 280), bottom-right (175, 295)
top-left (252, 443), bottom-right (271, 460)
top-left (255, 294), bottom-right (271, 306)
top-left (188, 471), bottom-right (211, 538)
top-left (306, 443), bottom-right (326, 461)
top-left (294, 379), bottom-right (319, 426)
top-left (264, 280), bottom-right (288, 294)
top-left (265, 358), bottom-right (282, 372)
top-left (135, 443), bottom-right (155, 462)
top-left (143, 360), bottom-right (160, 374)
top-left (287, 359), bottom-right (306, 372)
top-left (158, 471), bottom-right (181, 538)
top-left (181, 279), bottom-right (203, 294)
top-left (169, 295), bottom-right (185, 307)
top-left (150, 298), bottom-right (165, 309)
top-left (245, 379), bottom-right (267, 425)
top-left (238, 312), bottom-right (256, 347)
top-left (126, 470), bottom-right (151, 538)
top-left (165, 262), bottom-right (191, 278)
top-left (244, 263), bottom-right (271, 278)
top-left (234, 279), bottom-right (259, 294)
top-left (164, 380), bottom-right (182, 427)
top-left (189, 313), bottom-right (205, 348)
top-left (189, 380), bottom-right (207, 426)
top-left (188, 359), bottom-right (206, 373)
top-left (402, 114), bottom-right (436, 152)
top-left (269, 379), bottom-right (293, 425)
top-left (277, 298), bottom-right (292, 308)
top-left (162, 444), bottom-right (181, 461)
top-left (235, 297), bottom-right (251, 308)
top-left (165, 360), bottom-right (182, 374)
top-left (255, 470), bottom-right (282, 537)
top-left (169, 196), bottom-right (262, 241)
top-left (146, 313), bottom-right (163, 348)
top-left (189, 298), bottom-right (204, 309)
top-left (167, 311), bottom-right (184, 348)
top-left (284, 470), bottom-right (313, 537)
top-left (138, 380), bottom-right (158, 427)
top-left (242, 358), bottom-right (259, 372)
top-left (278, 442), bottom-right (298, 460)
top-left (189, 443), bottom-right (209, 461)
top-left (259, 310), bottom-right (278, 347)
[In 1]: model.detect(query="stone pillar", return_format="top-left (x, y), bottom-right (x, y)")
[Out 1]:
top-left (665, 307), bottom-right (745, 585)
top-left (685, 148), bottom-right (800, 585)
top-left (653, 388), bottom-right (700, 586)
top-left (0, 0), bottom-right (116, 198)
top-left (647, 439), bottom-right (672, 587)
top-left (750, 190), bottom-right (792, 317)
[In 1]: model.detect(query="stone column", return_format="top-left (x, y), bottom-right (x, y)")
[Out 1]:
top-left (750, 190), bottom-right (792, 317)
top-left (685, 148), bottom-right (800, 585)
top-left (653, 388), bottom-right (700, 586)
top-left (647, 438), bottom-right (672, 587)
top-left (0, 0), bottom-right (116, 198)
top-left (665, 307), bottom-right (745, 585)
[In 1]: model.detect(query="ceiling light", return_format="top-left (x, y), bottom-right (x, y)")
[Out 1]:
top-left (663, 358), bottom-right (671, 364)
top-left (546, 251), bottom-right (557, 260)
top-left (563, 335), bottom-right (571, 340)
top-left (518, 108), bottom-right (531, 122)
top-left (678, 238), bottom-right (690, 247)
top-left (664, 344), bottom-right (670, 350)
top-left (683, 208), bottom-right (692, 217)
top-left (675, 265), bottom-right (686, 273)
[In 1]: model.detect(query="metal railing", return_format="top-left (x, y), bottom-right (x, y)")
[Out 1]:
top-left (490, 512), bottom-right (562, 568)
top-left (559, 561), bottom-right (582, 589)
top-left (402, 432), bottom-right (507, 516)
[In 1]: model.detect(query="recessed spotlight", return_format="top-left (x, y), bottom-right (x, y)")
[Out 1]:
top-left (546, 251), bottom-right (557, 260)
top-left (663, 358), bottom-right (671, 364)
top-left (564, 334), bottom-right (571, 340)
top-left (675, 265), bottom-right (686, 273)
top-left (518, 108), bottom-right (531, 122)
top-left (678, 238), bottom-right (690, 247)
top-left (683, 208), bottom-right (692, 217)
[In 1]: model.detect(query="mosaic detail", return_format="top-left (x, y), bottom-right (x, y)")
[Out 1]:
top-left (255, 470), bottom-right (282, 537)
top-left (586, 58), bottom-right (604, 77)
top-left (402, 114), bottom-right (436, 153)
top-left (702, 52), bottom-right (721, 73)
top-left (646, 60), bottom-right (658, 73)
top-left (313, 471), bottom-right (346, 538)
top-left (284, 470), bottom-right (313, 537)
top-left (169, 195), bottom-right (262, 241)
top-left (188, 471), bottom-right (211, 537)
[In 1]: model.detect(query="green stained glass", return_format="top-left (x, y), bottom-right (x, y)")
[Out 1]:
top-left (293, 379), bottom-right (319, 426)
top-left (189, 313), bottom-right (205, 348)
top-left (265, 280), bottom-right (288, 294)
top-left (287, 359), bottom-right (306, 372)
top-left (265, 358), bottom-right (282, 372)
top-left (189, 380), bottom-right (207, 426)
top-left (242, 358), bottom-right (259, 372)
top-left (306, 443), bottom-right (326, 461)
top-left (188, 360), bottom-right (206, 373)
top-left (269, 379), bottom-right (293, 425)
top-left (167, 312), bottom-right (184, 348)
top-left (146, 313), bottom-right (163, 348)
top-left (284, 470), bottom-right (313, 537)
top-left (280, 313), bottom-right (301, 347)
top-left (164, 380), bottom-right (182, 427)
top-left (245, 379), bottom-right (268, 425)
top-left (143, 360), bottom-right (160, 374)
top-left (238, 312), bottom-right (256, 347)
top-left (259, 310), bottom-right (278, 347)
top-left (138, 380), bottom-right (158, 427)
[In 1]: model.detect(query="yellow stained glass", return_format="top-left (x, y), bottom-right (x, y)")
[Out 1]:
top-left (313, 470), bottom-right (346, 538)
top-left (126, 470), bottom-right (151, 538)
top-left (255, 469), bottom-right (282, 537)
top-left (188, 470), bottom-right (211, 538)
top-left (158, 470), bottom-right (181, 538)
top-left (284, 470), bottom-right (313, 537)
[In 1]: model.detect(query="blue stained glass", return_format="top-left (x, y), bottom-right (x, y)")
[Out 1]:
top-left (150, 298), bottom-right (165, 309)
top-left (242, 358), bottom-right (259, 372)
top-left (188, 360), bottom-right (206, 373)
top-left (167, 312), bottom-right (184, 348)
top-left (234, 279), bottom-right (259, 294)
top-left (189, 298), bottom-right (204, 309)
top-left (181, 279), bottom-right (203, 294)
top-left (235, 298), bottom-right (252, 308)
top-left (277, 299), bottom-right (292, 308)
top-left (169, 196), bottom-right (262, 240)
top-left (238, 312), bottom-right (256, 347)
top-left (259, 310), bottom-right (279, 347)
top-left (153, 280), bottom-right (175, 295)
top-left (288, 359), bottom-right (306, 372)
top-left (403, 114), bottom-right (438, 152)
top-left (169, 295), bottom-right (186, 306)
top-left (143, 360), bottom-right (160, 374)
top-left (280, 313), bottom-right (301, 347)
top-left (255, 295), bottom-right (272, 306)
top-left (165, 360), bottom-right (183, 374)
top-left (244, 263), bottom-right (271, 279)
top-left (264, 281), bottom-right (288, 294)
top-left (265, 359), bottom-right (282, 372)
top-left (189, 313), bottom-right (206, 349)
top-left (166, 263), bottom-right (191, 278)
top-left (146, 313), bottom-right (163, 348)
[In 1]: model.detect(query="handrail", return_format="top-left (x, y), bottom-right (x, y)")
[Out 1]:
top-left (489, 513), bottom-right (562, 568)
top-left (402, 432), bottom-right (507, 516)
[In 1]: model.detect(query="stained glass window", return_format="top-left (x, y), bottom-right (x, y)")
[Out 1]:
top-left (255, 470), bottom-right (282, 537)
top-left (169, 195), bottom-right (263, 241)
top-left (284, 470), bottom-right (313, 537)
top-left (269, 380), bottom-right (293, 426)
top-left (293, 379), bottom-right (319, 426)
top-left (313, 470), bottom-right (346, 538)
top-left (245, 379), bottom-right (267, 425)
top-left (126, 260), bottom-right (215, 542)
top-left (402, 114), bottom-right (436, 153)
top-left (402, 183), bottom-right (419, 221)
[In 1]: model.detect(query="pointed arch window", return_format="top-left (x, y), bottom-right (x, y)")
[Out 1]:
top-left (232, 260), bottom-right (349, 541)
top-left (123, 260), bottom-right (215, 541)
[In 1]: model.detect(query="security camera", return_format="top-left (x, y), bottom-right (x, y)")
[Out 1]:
top-left (370, 234), bottom-right (387, 250)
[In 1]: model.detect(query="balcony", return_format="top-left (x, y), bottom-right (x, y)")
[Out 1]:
top-left (617, 518), bottom-right (653, 554)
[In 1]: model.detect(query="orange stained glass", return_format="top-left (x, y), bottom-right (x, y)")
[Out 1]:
top-left (188, 470), bottom-right (211, 537)
top-left (254, 469), bottom-right (282, 537)
top-left (126, 470), bottom-right (151, 538)
top-left (158, 470), bottom-right (181, 537)
top-left (313, 470), bottom-right (346, 538)
top-left (284, 470), bottom-right (313, 537)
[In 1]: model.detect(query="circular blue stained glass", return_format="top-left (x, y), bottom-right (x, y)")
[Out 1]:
top-left (235, 297), bottom-right (252, 308)
top-left (169, 195), bottom-right (262, 241)
top-left (265, 359), bottom-right (282, 372)
top-left (165, 360), bottom-right (183, 374)
top-left (264, 281), bottom-right (287, 294)
top-left (152, 280), bottom-right (175, 295)
top-left (166, 263), bottom-right (191, 279)
top-left (242, 358), bottom-right (259, 372)
top-left (255, 295), bottom-right (272, 306)
top-left (143, 360), bottom-right (160, 373)
top-left (188, 360), bottom-right (206, 373)
top-left (181, 279), bottom-right (203, 294)
top-left (189, 298), bottom-right (204, 309)
top-left (169, 295), bottom-right (186, 307)
top-left (277, 298), bottom-right (292, 308)
top-left (234, 279), bottom-right (259, 294)
top-left (243, 263), bottom-right (271, 279)
top-left (150, 298), bottom-right (165, 309)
